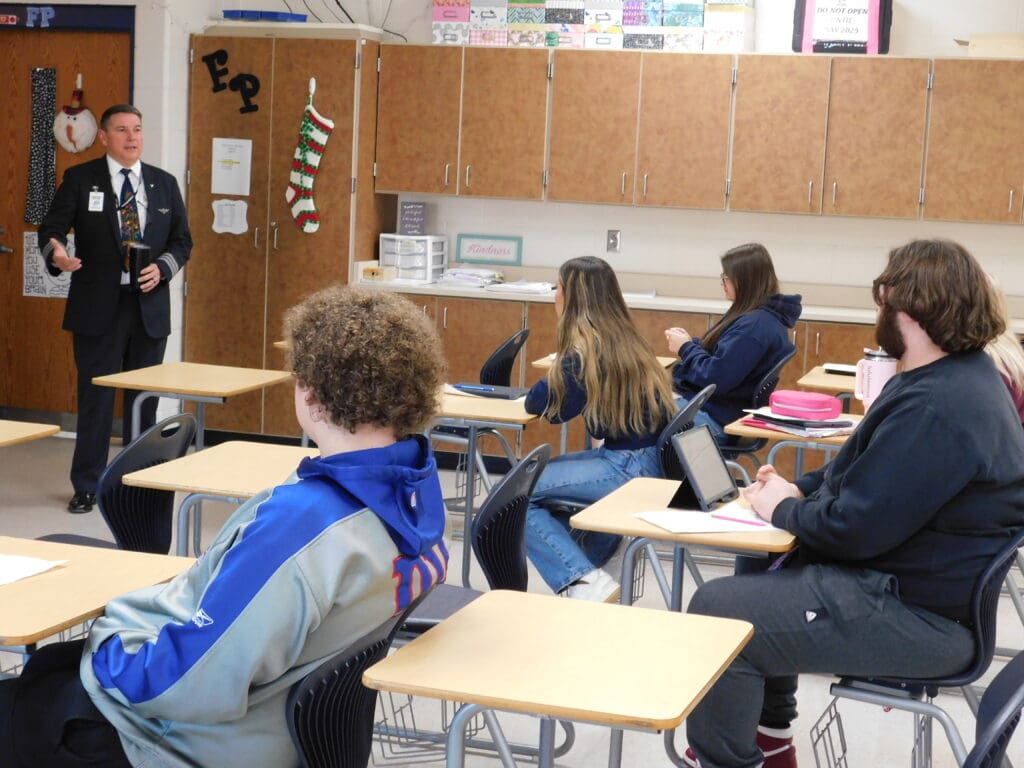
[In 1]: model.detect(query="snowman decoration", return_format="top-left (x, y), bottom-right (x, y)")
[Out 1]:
top-left (53, 74), bottom-right (97, 154)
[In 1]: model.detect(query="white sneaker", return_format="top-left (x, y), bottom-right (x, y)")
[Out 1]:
top-left (565, 569), bottom-right (620, 603)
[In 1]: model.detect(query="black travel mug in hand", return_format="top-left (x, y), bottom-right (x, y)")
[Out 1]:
top-left (127, 242), bottom-right (152, 290)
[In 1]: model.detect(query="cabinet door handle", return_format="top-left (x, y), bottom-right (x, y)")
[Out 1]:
top-left (253, 227), bottom-right (260, 249)
top-left (465, 164), bottom-right (472, 188)
top-left (807, 180), bottom-right (814, 205)
top-left (642, 173), bottom-right (649, 199)
top-left (1010, 188), bottom-right (1016, 214)
top-left (422, 305), bottom-right (428, 315)
top-left (271, 222), bottom-right (279, 250)
top-left (444, 163), bottom-right (450, 188)
top-left (832, 181), bottom-right (838, 206)
top-left (815, 331), bottom-right (820, 356)
top-left (442, 306), bottom-right (448, 330)
top-left (620, 172), bottom-right (627, 196)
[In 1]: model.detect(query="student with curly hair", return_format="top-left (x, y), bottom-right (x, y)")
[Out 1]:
top-left (0, 286), bottom-right (450, 768)
top-left (524, 256), bottom-right (676, 602)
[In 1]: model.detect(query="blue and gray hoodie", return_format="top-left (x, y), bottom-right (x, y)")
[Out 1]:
top-left (81, 435), bottom-right (448, 768)
top-left (673, 293), bottom-right (803, 427)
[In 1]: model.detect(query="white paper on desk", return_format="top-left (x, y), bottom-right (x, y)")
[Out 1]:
top-left (0, 555), bottom-right (68, 586)
top-left (635, 500), bottom-right (778, 533)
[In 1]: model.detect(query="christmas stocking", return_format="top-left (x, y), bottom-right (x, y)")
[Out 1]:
top-left (285, 77), bottom-right (335, 234)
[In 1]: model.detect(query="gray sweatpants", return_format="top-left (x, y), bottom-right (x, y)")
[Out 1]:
top-left (685, 564), bottom-right (974, 768)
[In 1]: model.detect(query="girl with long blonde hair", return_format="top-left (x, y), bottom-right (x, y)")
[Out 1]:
top-left (524, 256), bottom-right (676, 601)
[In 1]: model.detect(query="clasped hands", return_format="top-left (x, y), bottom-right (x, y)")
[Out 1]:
top-left (742, 465), bottom-right (803, 523)
top-left (664, 326), bottom-right (691, 355)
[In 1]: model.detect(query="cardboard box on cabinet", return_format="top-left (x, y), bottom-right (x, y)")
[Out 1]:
top-left (954, 34), bottom-right (1024, 58)
top-left (703, 3), bottom-right (754, 52)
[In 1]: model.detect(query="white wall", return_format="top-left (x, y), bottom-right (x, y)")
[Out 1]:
top-left (49, 0), bottom-right (1024, 369)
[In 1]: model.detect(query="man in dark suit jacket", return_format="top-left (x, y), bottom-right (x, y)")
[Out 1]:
top-left (39, 104), bottom-right (192, 513)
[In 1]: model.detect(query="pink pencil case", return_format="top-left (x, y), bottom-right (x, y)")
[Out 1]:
top-left (769, 390), bottom-right (842, 420)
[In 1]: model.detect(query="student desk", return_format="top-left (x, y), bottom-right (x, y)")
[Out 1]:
top-left (92, 362), bottom-right (293, 447)
top-left (0, 536), bottom-right (193, 647)
top-left (0, 420), bottom-right (59, 447)
top-left (723, 413), bottom-right (861, 476)
top-left (363, 589), bottom-right (753, 768)
top-left (797, 366), bottom-right (857, 412)
top-left (122, 441), bottom-right (318, 556)
top-left (571, 477), bottom-right (795, 611)
top-left (437, 392), bottom-right (538, 588)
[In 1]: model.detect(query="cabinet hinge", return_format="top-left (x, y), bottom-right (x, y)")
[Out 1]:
top-left (919, 187), bottom-right (925, 205)
top-left (355, 51), bottom-right (361, 70)
top-left (186, 169), bottom-right (191, 186)
top-left (547, 61), bottom-right (554, 80)
top-left (351, 177), bottom-right (357, 194)
top-left (927, 71), bottom-right (933, 90)
top-left (373, 161), bottom-right (378, 177)
top-left (377, 56), bottom-right (382, 73)
top-left (188, 48), bottom-right (194, 64)
top-left (725, 178), bottom-right (731, 197)
top-left (183, 281), bottom-right (189, 297)
top-left (543, 169), bottom-right (549, 188)
top-left (731, 66), bottom-right (737, 85)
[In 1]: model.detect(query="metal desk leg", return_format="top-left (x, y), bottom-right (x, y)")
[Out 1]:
top-left (462, 424), bottom-right (479, 588)
top-left (538, 717), bottom-right (556, 768)
top-left (446, 703), bottom-right (486, 768)
top-left (608, 727), bottom-right (624, 768)
top-left (559, 422), bottom-right (568, 455)
top-left (194, 402), bottom-right (206, 450)
top-left (176, 493), bottom-right (243, 556)
top-left (620, 537), bottom-right (647, 606)
top-left (671, 546), bottom-right (686, 612)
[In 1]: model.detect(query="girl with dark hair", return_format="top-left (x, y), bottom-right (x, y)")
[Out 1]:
top-left (524, 256), bottom-right (677, 602)
top-left (665, 243), bottom-right (802, 437)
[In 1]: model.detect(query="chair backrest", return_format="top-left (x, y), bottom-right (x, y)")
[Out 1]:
top-left (479, 328), bottom-right (530, 387)
top-left (96, 413), bottom-right (197, 554)
top-left (750, 348), bottom-right (797, 409)
top-left (286, 591), bottom-right (429, 768)
top-left (964, 650), bottom-right (1024, 768)
top-left (471, 443), bottom-right (551, 591)
top-left (657, 384), bottom-right (717, 480)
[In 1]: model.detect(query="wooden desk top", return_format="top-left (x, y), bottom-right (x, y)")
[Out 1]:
top-left (723, 413), bottom-right (861, 446)
top-left (0, 536), bottom-right (193, 645)
top-left (797, 366), bottom-right (857, 394)
top-left (571, 477), bottom-right (795, 553)
top-left (123, 441), bottom-right (318, 497)
top-left (92, 362), bottom-right (293, 397)
top-left (364, 590), bottom-right (752, 730)
top-left (531, 354), bottom-right (676, 370)
top-left (438, 391), bottom-right (538, 426)
top-left (0, 420), bottom-right (59, 448)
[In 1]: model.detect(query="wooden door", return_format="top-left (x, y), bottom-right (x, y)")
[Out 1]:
top-left (777, 322), bottom-right (806, 393)
top-left (803, 321), bottom-right (876, 419)
top-left (547, 50), bottom-right (642, 204)
top-left (631, 309), bottom-right (709, 359)
top-left (263, 39), bottom-right (358, 437)
top-left (924, 59), bottom-right (1024, 223)
top-left (460, 48), bottom-right (548, 200)
top-left (824, 58), bottom-right (929, 219)
top-left (375, 45), bottom-right (462, 195)
top-left (438, 297), bottom-right (525, 384)
top-left (635, 53), bottom-right (732, 210)
top-left (184, 36), bottom-right (274, 434)
top-left (0, 30), bottom-right (130, 413)
top-left (730, 55), bottom-right (831, 214)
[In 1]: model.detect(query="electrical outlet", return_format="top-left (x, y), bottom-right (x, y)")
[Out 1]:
top-left (606, 229), bottom-right (621, 253)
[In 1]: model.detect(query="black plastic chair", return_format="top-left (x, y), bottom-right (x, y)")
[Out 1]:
top-left (401, 443), bottom-right (550, 633)
top-left (431, 328), bottom-right (531, 498)
top-left (817, 527), bottom-right (1024, 768)
top-left (286, 591), bottom-right (429, 768)
top-left (963, 650), bottom-right (1024, 768)
top-left (658, 384), bottom-right (717, 480)
top-left (722, 348), bottom-right (797, 472)
top-left (38, 413), bottom-right (196, 552)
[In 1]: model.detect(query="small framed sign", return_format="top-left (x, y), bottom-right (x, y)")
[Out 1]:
top-left (456, 234), bottom-right (523, 266)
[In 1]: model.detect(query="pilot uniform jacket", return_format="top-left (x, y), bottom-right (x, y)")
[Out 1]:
top-left (38, 156), bottom-right (192, 339)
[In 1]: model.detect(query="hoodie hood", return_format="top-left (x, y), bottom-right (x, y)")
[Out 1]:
top-left (760, 293), bottom-right (802, 329)
top-left (295, 434), bottom-right (445, 557)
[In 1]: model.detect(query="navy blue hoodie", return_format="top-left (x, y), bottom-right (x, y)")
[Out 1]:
top-left (673, 293), bottom-right (802, 427)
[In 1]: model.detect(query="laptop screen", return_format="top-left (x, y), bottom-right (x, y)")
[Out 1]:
top-left (670, 425), bottom-right (739, 511)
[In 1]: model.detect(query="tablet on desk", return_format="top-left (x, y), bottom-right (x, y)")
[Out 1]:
top-left (669, 425), bottom-right (740, 511)
top-left (452, 383), bottom-right (530, 400)
top-left (823, 363), bottom-right (857, 376)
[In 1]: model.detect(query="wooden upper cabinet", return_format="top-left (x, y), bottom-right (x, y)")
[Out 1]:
top-left (635, 53), bottom-right (732, 210)
top-left (924, 59), bottom-right (1024, 223)
top-left (460, 47), bottom-right (549, 200)
top-left (824, 57), bottom-right (929, 219)
top-left (376, 44), bottom-right (462, 195)
top-left (547, 49), bottom-right (642, 204)
top-left (730, 55), bottom-right (831, 214)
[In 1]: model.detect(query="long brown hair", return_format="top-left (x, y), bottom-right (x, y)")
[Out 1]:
top-left (702, 243), bottom-right (781, 351)
top-left (547, 257), bottom-right (677, 437)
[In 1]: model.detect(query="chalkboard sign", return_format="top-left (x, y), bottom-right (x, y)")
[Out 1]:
top-left (399, 202), bottom-right (426, 235)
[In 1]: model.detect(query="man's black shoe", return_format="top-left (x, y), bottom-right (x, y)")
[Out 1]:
top-left (68, 492), bottom-right (96, 513)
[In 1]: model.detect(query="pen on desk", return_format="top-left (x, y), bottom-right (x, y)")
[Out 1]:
top-left (712, 513), bottom-right (768, 527)
top-left (456, 384), bottom-right (495, 392)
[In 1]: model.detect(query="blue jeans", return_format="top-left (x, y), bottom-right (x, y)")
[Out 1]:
top-left (525, 445), bottom-right (662, 593)
top-left (674, 394), bottom-right (726, 440)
